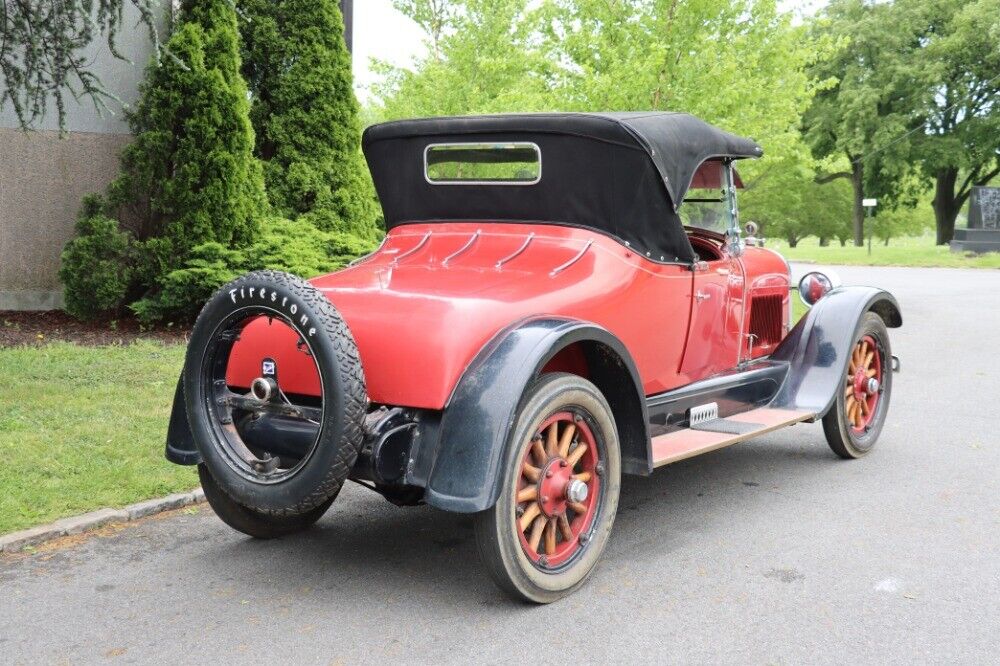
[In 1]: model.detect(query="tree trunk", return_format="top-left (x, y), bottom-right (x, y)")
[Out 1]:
top-left (933, 168), bottom-right (960, 245)
top-left (850, 162), bottom-right (865, 247)
top-left (818, 236), bottom-right (829, 247)
top-left (839, 238), bottom-right (847, 247)
top-left (787, 237), bottom-right (799, 248)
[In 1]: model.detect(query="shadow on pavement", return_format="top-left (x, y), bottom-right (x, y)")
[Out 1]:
top-left (183, 433), bottom-right (840, 605)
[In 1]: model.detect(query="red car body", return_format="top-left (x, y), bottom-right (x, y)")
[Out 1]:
top-left (226, 221), bottom-right (791, 409)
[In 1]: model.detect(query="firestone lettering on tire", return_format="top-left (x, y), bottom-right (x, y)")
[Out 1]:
top-left (228, 286), bottom-right (316, 337)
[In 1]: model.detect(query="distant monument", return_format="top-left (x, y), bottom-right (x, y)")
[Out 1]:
top-left (951, 186), bottom-right (1000, 253)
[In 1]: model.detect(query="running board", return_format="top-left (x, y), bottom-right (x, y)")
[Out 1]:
top-left (651, 407), bottom-right (814, 467)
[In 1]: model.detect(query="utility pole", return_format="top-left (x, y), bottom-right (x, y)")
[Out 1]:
top-left (340, 0), bottom-right (353, 54)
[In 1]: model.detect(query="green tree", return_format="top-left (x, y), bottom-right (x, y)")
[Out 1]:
top-left (113, 0), bottom-right (265, 272)
top-left (59, 195), bottom-right (136, 319)
top-left (239, 0), bottom-right (380, 240)
top-left (907, 0), bottom-right (1000, 244)
top-left (741, 166), bottom-right (853, 247)
top-left (870, 198), bottom-right (932, 245)
top-left (391, 1), bottom-right (456, 62)
top-left (372, 0), bottom-right (552, 119)
top-left (802, 0), bottom-right (926, 247)
top-left (62, 0), bottom-right (267, 321)
top-left (375, 1), bottom-right (828, 227)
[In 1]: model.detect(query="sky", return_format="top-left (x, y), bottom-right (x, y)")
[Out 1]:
top-left (351, 0), bottom-right (828, 101)
top-left (351, 0), bottom-right (427, 100)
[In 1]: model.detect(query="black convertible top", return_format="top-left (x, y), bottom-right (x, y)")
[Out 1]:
top-left (363, 112), bottom-right (763, 264)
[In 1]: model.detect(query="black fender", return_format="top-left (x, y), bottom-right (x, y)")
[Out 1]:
top-left (165, 377), bottom-right (201, 465)
top-left (421, 317), bottom-right (649, 513)
top-left (770, 286), bottom-right (901, 417)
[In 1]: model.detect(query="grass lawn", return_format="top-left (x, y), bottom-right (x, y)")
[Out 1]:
top-left (792, 296), bottom-right (808, 324)
top-left (773, 232), bottom-right (1000, 269)
top-left (0, 341), bottom-right (195, 535)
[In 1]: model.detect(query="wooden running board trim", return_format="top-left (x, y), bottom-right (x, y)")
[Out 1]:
top-left (651, 407), bottom-right (815, 467)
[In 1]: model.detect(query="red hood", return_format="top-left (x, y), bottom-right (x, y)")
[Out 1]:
top-left (227, 223), bottom-right (694, 409)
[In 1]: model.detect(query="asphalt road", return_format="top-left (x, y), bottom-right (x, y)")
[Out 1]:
top-left (3, 265), bottom-right (999, 664)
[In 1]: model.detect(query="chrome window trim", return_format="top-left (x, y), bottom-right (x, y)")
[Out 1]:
top-left (423, 141), bottom-right (542, 186)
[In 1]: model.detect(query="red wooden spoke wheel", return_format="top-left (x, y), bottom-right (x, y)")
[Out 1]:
top-left (514, 411), bottom-right (601, 569)
top-left (473, 373), bottom-right (621, 603)
top-left (823, 313), bottom-right (892, 459)
top-left (844, 334), bottom-right (882, 433)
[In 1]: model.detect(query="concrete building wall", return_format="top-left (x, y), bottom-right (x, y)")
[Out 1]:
top-left (1, 3), bottom-right (354, 311)
top-left (0, 4), bottom-right (164, 310)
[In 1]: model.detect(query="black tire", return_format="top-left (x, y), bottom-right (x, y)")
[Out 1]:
top-left (823, 312), bottom-right (892, 459)
top-left (184, 270), bottom-right (367, 516)
top-left (474, 373), bottom-right (621, 604)
top-left (198, 465), bottom-right (334, 539)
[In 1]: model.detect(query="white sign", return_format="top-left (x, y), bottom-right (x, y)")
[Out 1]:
top-left (862, 198), bottom-right (878, 207)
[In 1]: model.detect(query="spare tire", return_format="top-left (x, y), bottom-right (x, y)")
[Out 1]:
top-left (183, 270), bottom-right (366, 516)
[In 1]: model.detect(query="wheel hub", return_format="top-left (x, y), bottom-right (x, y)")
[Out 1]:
top-left (845, 334), bottom-right (883, 432)
top-left (565, 478), bottom-right (588, 504)
top-left (538, 458), bottom-right (574, 517)
top-left (852, 368), bottom-right (868, 400)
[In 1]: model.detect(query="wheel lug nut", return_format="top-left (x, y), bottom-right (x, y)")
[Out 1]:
top-left (541, 495), bottom-right (549, 503)
top-left (595, 463), bottom-right (605, 477)
top-left (515, 505), bottom-right (525, 516)
top-left (579, 533), bottom-right (590, 544)
top-left (545, 470), bottom-right (553, 478)
top-left (560, 460), bottom-right (568, 468)
top-left (538, 555), bottom-right (549, 566)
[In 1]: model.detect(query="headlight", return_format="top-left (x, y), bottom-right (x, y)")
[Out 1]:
top-left (798, 270), bottom-right (840, 307)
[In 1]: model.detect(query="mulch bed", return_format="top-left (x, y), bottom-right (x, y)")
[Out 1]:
top-left (0, 310), bottom-right (189, 347)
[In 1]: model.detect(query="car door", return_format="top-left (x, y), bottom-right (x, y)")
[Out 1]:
top-left (680, 256), bottom-right (745, 380)
top-left (676, 159), bottom-right (749, 381)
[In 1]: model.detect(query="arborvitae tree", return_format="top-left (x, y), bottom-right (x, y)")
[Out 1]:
top-left (104, 0), bottom-right (267, 320)
top-left (61, 0), bottom-right (268, 321)
top-left (59, 195), bottom-right (136, 319)
top-left (239, 0), bottom-right (381, 240)
top-left (110, 0), bottom-right (266, 261)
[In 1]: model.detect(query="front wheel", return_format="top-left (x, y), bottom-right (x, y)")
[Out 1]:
top-left (474, 373), bottom-right (621, 603)
top-left (823, 312), bottom-right (893, 459)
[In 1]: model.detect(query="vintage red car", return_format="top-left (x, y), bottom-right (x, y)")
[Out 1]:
top-left (167, 112), bottom-right (901, 602)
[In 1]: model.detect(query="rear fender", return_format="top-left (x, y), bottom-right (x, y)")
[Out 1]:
top-left (165, 377), bottom-right (201, 465)
top-left (770, 286), bottom-right (901, 416)
top-left (421, 318), bottom-right (648, 513)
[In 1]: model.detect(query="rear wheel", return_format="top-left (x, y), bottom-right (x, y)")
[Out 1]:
top-left (474, 373), bottom-right (621, 603)
top-left (198, 464), bottom-right (334, 539)
top-left (823, 312), bottom-right (892, 459)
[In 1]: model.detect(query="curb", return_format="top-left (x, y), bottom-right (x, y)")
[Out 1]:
top-left (0, 488), bottom-right (205, 555)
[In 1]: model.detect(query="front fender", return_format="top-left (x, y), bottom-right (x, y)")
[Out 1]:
top-left (771, 286), bottom-right (901, 416)
top-left (421, 317), bottom-right (648, 513)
